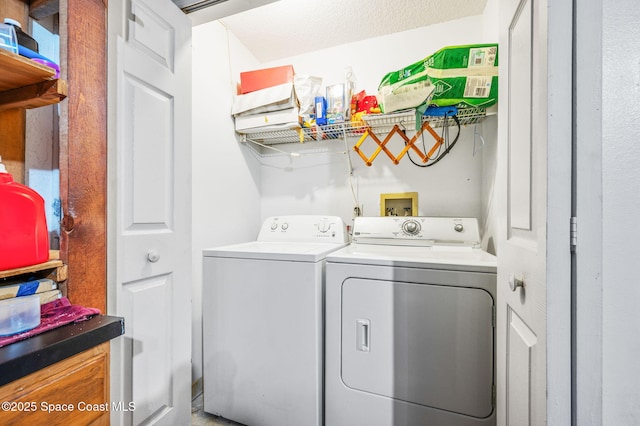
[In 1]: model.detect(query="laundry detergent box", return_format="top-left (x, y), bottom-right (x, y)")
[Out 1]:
top-left (378, 44), bottom-right (499, 112)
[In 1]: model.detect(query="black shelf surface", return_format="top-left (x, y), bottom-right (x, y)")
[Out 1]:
top-left (0, 315), bottom-right (124, 386)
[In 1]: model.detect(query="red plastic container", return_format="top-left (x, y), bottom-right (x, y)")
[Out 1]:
top-left (0, 170), bottom-right (49, 270)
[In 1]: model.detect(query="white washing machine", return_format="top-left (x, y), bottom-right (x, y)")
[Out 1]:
top-left (325, 216), bottom-right (497, 426)
top-left (202, 215), bottom-right (348, 426)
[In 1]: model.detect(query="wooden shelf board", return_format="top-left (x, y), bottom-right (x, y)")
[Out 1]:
top-left (0, 78), bottom-right (67, 111)
top-left (0, 48), bottom-right (56, 92)
top-left (0, 251), bottom-right (65, 280)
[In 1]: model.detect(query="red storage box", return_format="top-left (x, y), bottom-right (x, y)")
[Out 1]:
top-left (240, 65), bottom-right (294, 94)
top-left (0, 171), bottom-right (49, 271)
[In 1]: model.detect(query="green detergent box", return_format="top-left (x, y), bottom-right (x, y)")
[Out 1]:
top-left (378, 44), bottom-right (499, 112)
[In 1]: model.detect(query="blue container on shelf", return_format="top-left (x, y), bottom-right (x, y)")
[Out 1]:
top-left (315, 96), bottom-right (327, 125)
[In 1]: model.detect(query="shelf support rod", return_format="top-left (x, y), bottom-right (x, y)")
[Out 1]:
top-left (341, 127), bottom-right (354, 175)
top-left (243, 137), bottom-right (301, 157)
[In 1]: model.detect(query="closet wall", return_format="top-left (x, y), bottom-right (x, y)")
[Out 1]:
top-left (255, 14), bottom-right (497, 235)
top-left (192, 21), bottom-right (263, 384)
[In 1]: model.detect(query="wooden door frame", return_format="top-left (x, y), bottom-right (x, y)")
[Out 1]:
top-left (59, 0), bottom-right (107, 312)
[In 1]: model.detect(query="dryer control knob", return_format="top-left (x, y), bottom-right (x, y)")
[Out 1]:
top-left (454, 223), bottom-right (464, 232)
top-left (281, 223), bottom-right (289, 230)
top-left (318, 220), bottom-right (331, 233)
top-left (402, 220), bottom-right (421, 235)
top-left (270, 222), bottom-right (278, 230)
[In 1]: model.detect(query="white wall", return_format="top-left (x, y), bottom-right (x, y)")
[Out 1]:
top-left (602, 0), bottom-right (640, 422)
top-left (483, 0), bottom-right (499, 39)
top-left (480, 114), bottom-right (498, 254)
top-left (255, 15), bottom-right (499, 233)
top-left (191, 21), bottom-right (263, 384)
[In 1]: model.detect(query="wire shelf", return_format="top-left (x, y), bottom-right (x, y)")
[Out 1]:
top-left (240, 121), bottom-right (369, 145)
top-left (239, 107), bottom-right (488, 148)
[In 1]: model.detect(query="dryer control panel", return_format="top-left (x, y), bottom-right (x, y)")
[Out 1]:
top-left (352, 217), bottom-right (481, 247)
top-left (258, 215), bottom-right (349, 243)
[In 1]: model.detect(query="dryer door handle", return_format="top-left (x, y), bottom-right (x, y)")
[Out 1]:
top-left (356, 319), bottom-right (370, 352)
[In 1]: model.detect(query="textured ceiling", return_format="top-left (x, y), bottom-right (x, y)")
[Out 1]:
top-left (188, 0), bottom-right (488, 63)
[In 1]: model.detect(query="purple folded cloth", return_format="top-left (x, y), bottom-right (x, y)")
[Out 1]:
top-left (0, 297), bottom-right (101, 348)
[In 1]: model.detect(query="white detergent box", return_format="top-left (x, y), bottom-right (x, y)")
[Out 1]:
top-left (232, 82), bottom-right (298, 117)
top-left (234, 107), bottom-right (300, 132)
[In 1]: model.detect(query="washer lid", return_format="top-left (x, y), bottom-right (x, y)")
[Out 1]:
top-left (203, 241), bottom-right (349, 262)
top-left (326, 243), bottom-right (497, 273)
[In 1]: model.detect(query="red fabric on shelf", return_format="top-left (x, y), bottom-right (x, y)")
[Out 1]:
top-left (0, 297), bottom-right (101, 348)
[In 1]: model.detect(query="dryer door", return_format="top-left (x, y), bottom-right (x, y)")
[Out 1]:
top-left (341, 277), bottom-right (494, 418)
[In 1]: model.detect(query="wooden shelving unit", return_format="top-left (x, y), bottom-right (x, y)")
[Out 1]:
top-left (0, 3), bottom-right (114, 423)
top-left (0, 48), bottom-right (67, 112)
top-left (0, 250), bottom-right (68, 285)
top-left (0, 45), bottom-right (68, 288)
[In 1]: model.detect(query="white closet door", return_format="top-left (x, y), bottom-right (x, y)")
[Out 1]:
top-left (109, 0), bottom-right (192, 424)
top-left (496, 0), bottom-right (572, 424)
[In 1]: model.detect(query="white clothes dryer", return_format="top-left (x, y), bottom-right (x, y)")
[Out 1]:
top-left (325, 216), bottom-right (497, 426)
top-left (202, 215), bottom-right (348, 426)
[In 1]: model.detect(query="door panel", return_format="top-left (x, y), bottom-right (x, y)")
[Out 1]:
top-left (124, 275), bottom-right (174, 424)
top-left (341, 278), bottom-right (494, 418)
top-left (122, 75), bottom-right (174, 231)
top-left (130, 0), bottom-right (176, 70)
top-left (507, 0), bottom-right (533, 232)
top-left (506, 307), bottom-right (537, 425)
top-left (109, 0), bottom-right (192, 425)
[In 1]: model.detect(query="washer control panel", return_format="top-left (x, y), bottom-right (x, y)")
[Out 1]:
top-left (258, 215), bottom-right (348, 243)
top-left (352, 217), bottom-right (481, 246)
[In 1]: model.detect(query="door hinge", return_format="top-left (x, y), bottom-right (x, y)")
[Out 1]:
top-left (570, 216), bottom-right (577, 251)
